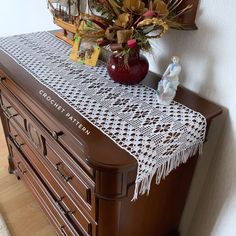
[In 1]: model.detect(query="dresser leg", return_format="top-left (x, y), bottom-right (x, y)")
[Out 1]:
top-left (98, 199), bottom-right (122, 236)
top-left (8, 154), bottom-right (15, 174)
top-left (8, 154), bottom-right (20, 179)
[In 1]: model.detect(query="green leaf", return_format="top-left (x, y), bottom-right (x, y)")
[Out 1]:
top-left (142, 25), bottom-right (155, 34)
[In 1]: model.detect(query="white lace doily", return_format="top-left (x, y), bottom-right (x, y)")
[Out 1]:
top-left (0, 32), bottom-right (206, 200)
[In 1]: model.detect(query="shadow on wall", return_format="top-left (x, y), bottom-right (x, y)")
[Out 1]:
top-left (187, 108), bottom-right (236, 236)
top-left (187, 110), bottom-right (236, 236)
top-left (179, 106), bottom-right (227, 236)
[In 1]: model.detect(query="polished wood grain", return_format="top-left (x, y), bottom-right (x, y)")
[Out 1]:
top-left (0, 52), bottom-right (222, 172)
top-left (0, 120), bottom-right (56, 236)
top-left (0, 45), bottom-right (222, 236)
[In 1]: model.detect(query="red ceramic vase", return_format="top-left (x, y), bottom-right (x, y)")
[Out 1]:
top-left (106, 50), bottom-right (149, 85)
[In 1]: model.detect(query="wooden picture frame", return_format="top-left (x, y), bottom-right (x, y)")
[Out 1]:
top-left (142, 0), bottom-right (200, 30)
top-left (176, 0), bottom-right (200, 30)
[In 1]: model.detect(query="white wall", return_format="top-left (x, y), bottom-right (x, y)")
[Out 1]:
top-left (146, 0), bottom-right (236, 235)
top-left (0, 1), bottom-right (236, 235)
top-left (0, 0), bottom-right (58, 37)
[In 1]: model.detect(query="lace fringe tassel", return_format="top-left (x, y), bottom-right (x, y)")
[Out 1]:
top-left (132, 142), bottom-right (204, 201)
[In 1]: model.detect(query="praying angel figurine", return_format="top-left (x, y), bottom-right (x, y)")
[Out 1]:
top-left (157, 56), bottom-right (181, 105)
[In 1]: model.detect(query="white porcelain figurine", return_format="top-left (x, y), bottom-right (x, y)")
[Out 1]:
top-left (157, 56), bottom-right (181, 105)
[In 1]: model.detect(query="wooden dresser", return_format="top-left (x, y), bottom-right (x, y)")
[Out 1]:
top-left (0, 49), bottom-right (222, 236)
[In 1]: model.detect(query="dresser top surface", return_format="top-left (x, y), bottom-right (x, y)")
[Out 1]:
top-left (0, 41), bottom-right (222, 171)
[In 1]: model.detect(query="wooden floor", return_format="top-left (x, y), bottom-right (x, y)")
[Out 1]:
top-left (0, 120), bottom-right (56, 236)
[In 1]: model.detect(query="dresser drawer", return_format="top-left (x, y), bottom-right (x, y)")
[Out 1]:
top-left (8, 121), bottom-right (25, 149)
top-left (9, 120), bottom-right (97, 236)
top-left (8, 138), bottom-right (79, 236)
top-left (9, 112), bottom-right (96, 219)
top-left (0, 92), bottom-right (26, 131)
top-left (45, 142), bottom-right (96, 218)
top-left (0, 83), bottom-right (96, 218)
top-left (0, 71), bottom-right (93, 176)
top-left (0, 88), bottom-right (45, 154)
top-left (20, 141), bottom-right (96, 236)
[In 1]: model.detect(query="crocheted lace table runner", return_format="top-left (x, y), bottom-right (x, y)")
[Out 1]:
top-left (0, 32), bottom-right (206, 200)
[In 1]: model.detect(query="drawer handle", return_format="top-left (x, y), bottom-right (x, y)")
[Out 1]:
top-left (52, 131), bottom-right (64, 140)
top-left (13, 138), bottom-right (24, 149)
top-left (3, 110), bottom-right (16, 120)
top-left (17, 162), bottom-right (27, 174)
top-left (0, 76), bottom-right (6, 83)
top-left (55, 201), bottom-right (67, 215)
top-left (55, 162), bottom-right (73, 182)
top-left (55, 199), bottom-right (75, 216)
top-left (2, 109), bottom-right (18, 120)
top-left (3, 111), bottom-right (10, 119)
top-left (1, 105), bottom-right (11, 111)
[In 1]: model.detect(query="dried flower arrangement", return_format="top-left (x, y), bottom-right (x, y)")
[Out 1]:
top-left (76, 0), bottom-right (192, 57)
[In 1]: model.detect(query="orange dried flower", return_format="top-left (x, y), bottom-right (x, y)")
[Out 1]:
top-left (115, 13), bottom-right (131, 29)
top-left (123, 0), bottom-right (146, 15)
top-left (153, 0), bottom-right (169, 17)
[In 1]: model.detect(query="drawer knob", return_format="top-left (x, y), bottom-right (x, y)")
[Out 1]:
top-left (14, 139), bottom-right (24, 149)
top-left (17, 162), bottom-right (26, 174)
top-left (1, 105), bottom-right (11, 111)
top-left (0, 76), bottom-right (6, 83)
top-left (3, 110), bottom-right (18, 120)
top-left (56, 199), bottom-right (75, 216)
top-left (52, 131), bottom-right (63, 140)
top-left (3, 111), bottom-right (11, 119)
top-left (55, 162), bottom-right (73, 182)
top-left (55, 201), bottom-right (66, 214)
